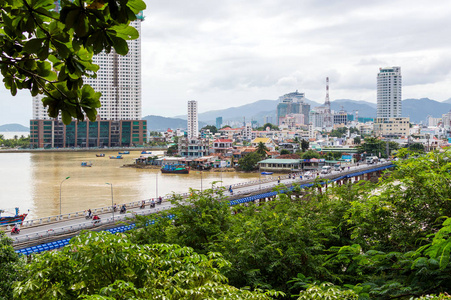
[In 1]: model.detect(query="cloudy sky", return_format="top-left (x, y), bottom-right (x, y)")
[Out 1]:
top-left (2, 0), bottom-right (451, 126)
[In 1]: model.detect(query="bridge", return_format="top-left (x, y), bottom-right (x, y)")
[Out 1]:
top-left (5, 162), bottom-right (395, 255)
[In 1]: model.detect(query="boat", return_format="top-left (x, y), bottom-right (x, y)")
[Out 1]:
top-left (141, 151), bottom-right (152, 154)
top-left (96, 153), bottom-right (105, 157)
top-left (261, 172), bottom-right (273, 175)
top-left (81, 161), bottom-right (92, 167)
top-left (161, 164), bottom-right (190, 174)
top-left (0, 208), bottom-right (27, 225)
top-left (118, 151), bottom-right (130, 154)
top-left (109, 155), bottom-right (123, 159)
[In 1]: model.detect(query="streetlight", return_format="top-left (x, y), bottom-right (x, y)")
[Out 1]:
top-left (59, 176), bottom-right (70, 216)
top-left (106, 183), bottom-right (114, 222)
top-left (155, 173), bottom-right (158, 199)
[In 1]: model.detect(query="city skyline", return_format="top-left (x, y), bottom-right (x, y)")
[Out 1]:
top-left (2, 0), bottom-right (451, 126)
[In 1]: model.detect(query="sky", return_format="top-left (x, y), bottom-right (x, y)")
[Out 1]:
top-left (2, 0), bottom-right (451, 126)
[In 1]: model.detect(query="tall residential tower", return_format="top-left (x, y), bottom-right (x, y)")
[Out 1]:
top-left (187, 100), bottom-right (198, 139)
top-left (377, 66), bottom-right (402, 120)
top-left (30, 17), bottom-right (147, 148)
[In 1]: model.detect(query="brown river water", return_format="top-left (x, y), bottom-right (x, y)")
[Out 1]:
top-left (0, 151), bottom-right (259, 219)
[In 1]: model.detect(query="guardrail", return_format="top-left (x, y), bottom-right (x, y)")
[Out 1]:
top-left (11, 205), bottom-right (172, 246)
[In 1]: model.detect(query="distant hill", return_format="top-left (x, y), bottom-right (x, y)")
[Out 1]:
top-left (142, 115), bottom-right (207, 131)
top-left (331, 99), bottom-right (377, 117)
top-left (152, 97), bottom-right (451, 129)
top-left (402, 98), bottom-right (451, 123)
top-left (0, 123), bottom-right (29, 131)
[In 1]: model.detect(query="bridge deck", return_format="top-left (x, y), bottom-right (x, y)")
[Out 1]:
top-left (8, 162), bottom-right (394, 253)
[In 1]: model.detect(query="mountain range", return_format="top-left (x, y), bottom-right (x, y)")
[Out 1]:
top-left (171, 97), bottom-right (451, 127)
top-left (2, 98), bottom-right (451, 131)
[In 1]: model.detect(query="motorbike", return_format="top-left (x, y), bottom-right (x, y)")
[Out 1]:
top-left (139, 202), bottom-right (146, 209)
top-left (150, 202), bottom-right (156, 208)
top-left (85, 214), bottom-right (93, 219)
top-left (11, 227), bottom-right (20, 234)
top-left (157, 198), bottom-right (162, 205)
top-left (120, 207), bottom-right (127, 214)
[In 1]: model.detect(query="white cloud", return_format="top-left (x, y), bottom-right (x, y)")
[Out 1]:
top-left (2, 0), bottom-right (451, 126)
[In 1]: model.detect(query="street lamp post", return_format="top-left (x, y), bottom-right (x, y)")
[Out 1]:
top-left (59, 176), bottom-right (70, 216)
top-left (106, 183), bottom-right (114, 222)
top-left (156, 173), bottom-right (158, 199)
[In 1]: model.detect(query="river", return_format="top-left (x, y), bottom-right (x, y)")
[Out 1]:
top-left (0, 151), bottom-right (259, 219)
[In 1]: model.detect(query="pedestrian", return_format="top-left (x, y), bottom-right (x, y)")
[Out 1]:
top-left (278, 176), bottom-right (280, 184)
top-left (348, 166), bottom-right (350, 171)
top-left (88, 209), bottom-right (92, 217)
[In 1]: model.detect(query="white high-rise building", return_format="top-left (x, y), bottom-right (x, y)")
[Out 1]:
top-left (187, 100), bottom-right (198, 139)
top-left (32, 17), bottom-right (143, 121)
top-left (377, 66), bottom-right (402, 120)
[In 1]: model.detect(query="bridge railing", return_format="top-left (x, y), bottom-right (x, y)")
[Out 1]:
top-left (7, 195), bottom-right (173, 229)
top-left (11, 205), bottom-right (173, 245)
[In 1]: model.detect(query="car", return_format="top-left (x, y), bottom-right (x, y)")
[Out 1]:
top-left (380, 158), bottom-right (386, 163)
top-left (304, 171), bottom-right (312, 178)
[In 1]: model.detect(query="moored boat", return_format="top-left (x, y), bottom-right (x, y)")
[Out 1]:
top-left (261, 172), bottom-right (273, 175)
top-left (141, 151), bottom-right (152, 154)
top-left (118, 151), bottom-right (130, 154)
top-left (109, 155), bottom-right (123, 159)
top-left (0, 208), bottom-right (27, 225)
top-left (81, 161), bottom-right (93, 167)
top-left (161, 164), bottom-right (190, 174)
top-left (96, 153), bottom-right (105, 157)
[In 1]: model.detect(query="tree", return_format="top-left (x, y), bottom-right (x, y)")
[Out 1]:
top-left (408, 142), bottom-right (424, 152)
top-left (301, 149), bottom-right (320, 159)
top-left (280, 149), bottom-right (290, 155)
top-left (257, 123), bottom-right (279, 131)
top-left (238, 151), bottom-right (263, 171)
top-left (14, 231), bottom-right (278, 299)
top-left (256, 141), bottom-right (269, 157)
top-left (0, 232), bottom-right (21, 300)
top-left (353, 136), bottom-right (361, 145)
top-left (301, 139), bottom-right (309, 152)
top-left (201, 125), bottom-right (218, 134)
top-left (1, 0), bottom-right (146, 124)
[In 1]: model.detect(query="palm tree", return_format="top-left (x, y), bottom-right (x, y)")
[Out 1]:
top-left (256, 141), bottom-right (269, 157)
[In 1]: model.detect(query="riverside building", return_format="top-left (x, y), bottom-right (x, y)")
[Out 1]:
top-left (30, 17), bottom-right (147, 148)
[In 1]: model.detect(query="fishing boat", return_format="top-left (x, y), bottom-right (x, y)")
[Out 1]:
top-left (141, 151), bottom-right (152, 154)
top-left (118, 151), bottom-right (130, 154)
top-left (161, 164), bottom-right (190, 174)
top-left (109, 155), bottom-right (123, 159)
top-left (81, 161), bottom-right (92, 167)
top-left (261, 172), bottom-right (273, 175)
top-left (0, 208), bottom-right (27, 225)
top-left (96, 153), bottom-right (105, 157)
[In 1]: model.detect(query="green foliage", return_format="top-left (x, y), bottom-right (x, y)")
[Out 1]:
top-left (329, 127), bottom-right (359, 138)
top-left (257, 123), bottom-right (279, 131)
top-left (353, 136), bottom-right (361, 145)
top-left (131, 186), bottom-right (232, 254)
top-left (408, 142), bottom-right (425, 152)
top-left (297, 282), bottom-right (358, 300)
top-left (280, 149), bottom-right (290, 155)
top-left (357, 137), bottom-right (398, 158)
top-left (0, 232), bottom-right (21, 300)
top-left (14, 231), bottom-right (276, 299)
top-left (0, 134), bottom-right (30, 148)
top-left (238, 151), bottom-right (264, 171)
top-left (0, 0), bottom-right (146, 124)
top-left (300, 139), bottom-right (309, 152)
top-left (201, 125), bottom-right (218, 134)
top-left (256, 141), bottom-right (269, 156)
top-left (301, 149), bottom-right (320, 159)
